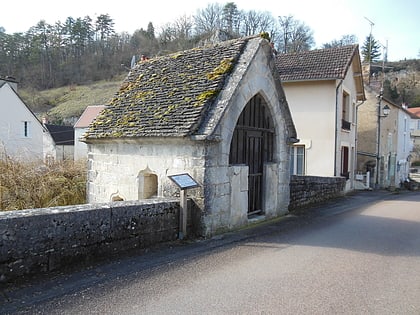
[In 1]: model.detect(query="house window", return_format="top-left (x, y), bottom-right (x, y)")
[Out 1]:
top-left (290, 145), bottom-right (305, 175)
top-left (341, 91), bottom-right (351, 130)
top-left (23, 121), bottom-right (30, 137)
top-left (341, 146), bottom-right (349, 179)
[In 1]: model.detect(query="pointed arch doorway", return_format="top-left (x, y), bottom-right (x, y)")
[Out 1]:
top-left (229, 94), bottom-right (275, 216)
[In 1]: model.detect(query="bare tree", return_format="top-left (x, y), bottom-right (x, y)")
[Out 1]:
top-left (322, 35), bottom-right (358, 48)
top-left (194, 3), bottom-right (223, 35)
top-left (277, 15), bottom-right (314, 53)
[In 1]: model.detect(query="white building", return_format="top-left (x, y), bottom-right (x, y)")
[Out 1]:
top-left (275, 45), bottom-right (366, 191)
top-left (0, 77), bottom-right (55, 162)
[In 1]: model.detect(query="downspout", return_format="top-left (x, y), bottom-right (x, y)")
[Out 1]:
top-left (334, 79), bottom-right (344, 176)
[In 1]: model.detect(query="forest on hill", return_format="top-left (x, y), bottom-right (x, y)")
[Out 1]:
top-left (1, 2), bottom-right (419, 123)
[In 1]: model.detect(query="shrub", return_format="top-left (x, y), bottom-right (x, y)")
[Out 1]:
top-left (0, 158), bottom-right (87, 211)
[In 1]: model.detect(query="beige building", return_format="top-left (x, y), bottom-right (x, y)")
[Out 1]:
top-left (276, 45), bottom-right (365, 191)
top-left (358, 84), bottom-right (414, 189)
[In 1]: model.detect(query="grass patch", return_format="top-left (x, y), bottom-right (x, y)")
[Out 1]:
top-left (18, 77), bottom-right (125, 123)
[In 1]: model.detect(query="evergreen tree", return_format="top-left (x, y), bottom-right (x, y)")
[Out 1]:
top-left (361, 34), bottom-right (381, 62)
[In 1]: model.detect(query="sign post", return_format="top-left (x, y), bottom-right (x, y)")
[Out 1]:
top-left (168, 173), bottom-right (200, 240)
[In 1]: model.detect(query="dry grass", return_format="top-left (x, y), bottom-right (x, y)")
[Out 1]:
top-left (18, 76), bottom-right (125, 123)
top-left (0, 158), bottom-right (87, 211)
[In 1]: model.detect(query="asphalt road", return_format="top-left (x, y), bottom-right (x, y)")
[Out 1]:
top-left (2, 190), bottom-right (420, 314)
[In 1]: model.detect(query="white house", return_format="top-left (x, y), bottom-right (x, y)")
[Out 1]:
top-left (395, 104), bottom-right (414, 184)
top-left (74, 105), bottom-right (105, 160)
top-left (275, 45), bottom-right (366, 191)
top-left (0, 77), bottom-right (55, 162)
top-left (83, 35), bottom-right (297, 236)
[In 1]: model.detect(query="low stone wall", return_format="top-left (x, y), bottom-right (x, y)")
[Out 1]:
top-left (289, 175), bottom-right (346, 211)
top-left (0, 175), bottom-right (346, 283)
top-left (0, 199), bottom-right (190, 284)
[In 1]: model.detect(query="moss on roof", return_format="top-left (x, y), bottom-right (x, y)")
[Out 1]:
top-left (85, 37), bottom-right (252, 139)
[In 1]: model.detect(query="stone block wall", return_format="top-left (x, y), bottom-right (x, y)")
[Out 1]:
top-left (0, 199), bottom-right (193, 284)
top-left (289, 175), bottom-right (346, 211)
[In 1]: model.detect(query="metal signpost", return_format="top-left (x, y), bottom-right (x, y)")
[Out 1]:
top-left (168, 173), bottom-right (200, 240)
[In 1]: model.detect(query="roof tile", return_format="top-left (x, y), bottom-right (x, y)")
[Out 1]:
top-left (275, 45), bottom-right (358, 81)
top-left (85, 37), bottom-right (251, 139)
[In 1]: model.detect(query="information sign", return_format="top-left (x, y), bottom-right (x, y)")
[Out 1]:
top-left (168, 173), bottom-right (200, 190)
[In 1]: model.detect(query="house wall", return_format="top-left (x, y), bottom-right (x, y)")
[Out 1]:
top-left (282, 80), bottom-right (337, 176)
top-left (357, 87), bottom-right (408, 188)
top-left (396, 111), bottom-right (412, 184)
top-left (410, 118), bottom-right (420, 162)
top-left (74, 127), bottom-right (88, 160)
top-left (340, 62), bottom-right (360, 190)
top-left (0, 83), bottom-right (53, 161)
top-left (357, 86), bottom-right (378, 176)
top-left (87, 138), bottom-right (206, 205)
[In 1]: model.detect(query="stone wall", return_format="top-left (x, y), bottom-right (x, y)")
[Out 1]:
top-left (289, 175), bottom-right (346, 211)
top-left (0, 199), bottom-right (198, 284)
top-left (0, 175), bottom-right (346, 283)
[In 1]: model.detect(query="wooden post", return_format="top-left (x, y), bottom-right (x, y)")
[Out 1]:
top-left (179, 189), bottom-right (188, 240)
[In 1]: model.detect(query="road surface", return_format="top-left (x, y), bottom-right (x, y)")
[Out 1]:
top-left (1, 190), bottom-right (420, 314)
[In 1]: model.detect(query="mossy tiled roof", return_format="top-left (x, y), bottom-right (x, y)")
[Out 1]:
top-left (275, 45), bottom-right (359, 81)
top-left (85, 37), bottom-right (252, 139)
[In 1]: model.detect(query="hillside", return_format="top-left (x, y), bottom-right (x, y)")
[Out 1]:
top-left (17, 60), bottom-right (420, 125)
top-left (19, 75), bottom-right (125, 124)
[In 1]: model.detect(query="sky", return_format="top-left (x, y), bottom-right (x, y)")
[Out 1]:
top-left (1, 0), bottom-right (419, 61)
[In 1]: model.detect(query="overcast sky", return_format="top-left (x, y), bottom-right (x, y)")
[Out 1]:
top-left (1, 0), bottom-right (419, 61)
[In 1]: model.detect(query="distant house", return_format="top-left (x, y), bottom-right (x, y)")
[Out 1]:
top-left (407, 107), bottom-right (420, 164)
top-left (358, 84), bottom-right (415, 188)
top-left (275, 45), bottom-right (366, 191)
top-left (43, 123), bottom-right (75, 161)
top-left (74, 105), bottom-right (105, 160)
top-left (0, 77), bottom-right (55, 162)
top-left (83, 36), bottom-right (297, 236)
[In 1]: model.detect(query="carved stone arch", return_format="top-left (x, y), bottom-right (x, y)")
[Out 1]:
top-left (137, 166), bottom-right (158, 199)
top-left (229, 93), bottom-right (275, 215)
top-left (110, 191), bottom-right (125, 202)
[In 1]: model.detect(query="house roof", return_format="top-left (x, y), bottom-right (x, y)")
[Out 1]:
top-left (275, 45), bottom-right (365, 101)
top-left (74, 105), bottom-right (106, 128)
top-left (44, 124), bottom-right (74, 145)
top-left (275, 45), bottom-right (359, 81)
top-left (407, 107), bottom-right (420, 118)
top-left (85, 36), bottom-right (256, 140)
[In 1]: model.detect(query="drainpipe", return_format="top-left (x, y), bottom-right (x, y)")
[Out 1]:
top-left (334, 79), bottom-right (344, 176)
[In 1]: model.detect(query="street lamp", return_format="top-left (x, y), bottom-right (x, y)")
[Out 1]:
top-left (375, 89), bottom-right (390, 188)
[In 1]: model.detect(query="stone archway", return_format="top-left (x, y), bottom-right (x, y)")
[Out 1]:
top-left (229, 94), bottom-right (275, 215)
